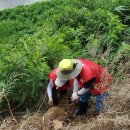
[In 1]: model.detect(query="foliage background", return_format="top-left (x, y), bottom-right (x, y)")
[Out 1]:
top-left (0, 0), bottom-right (130, 110)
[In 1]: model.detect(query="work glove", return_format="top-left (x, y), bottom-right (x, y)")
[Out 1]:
top-left (48, 98), bottom-right (53, 106)
top-left (71, 92), bottom-right (79, 101)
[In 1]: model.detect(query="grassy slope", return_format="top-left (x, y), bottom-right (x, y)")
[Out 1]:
top-left (0, 0), bottom-right (130, 112)
top-left (0, 0), bottom-right (130, 129)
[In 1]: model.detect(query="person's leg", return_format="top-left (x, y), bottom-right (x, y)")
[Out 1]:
top-left (52, 88), bottom-right (68, 105)
top-left (75, 92), bottom-right (92, 116)
top-left (96, 92), bottom-right (110, 113)
top-left (52, 87), bottom-right (59, 105)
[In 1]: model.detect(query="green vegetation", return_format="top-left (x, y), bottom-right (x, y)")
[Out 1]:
top-left (0, 0), bottom-right (130, 109)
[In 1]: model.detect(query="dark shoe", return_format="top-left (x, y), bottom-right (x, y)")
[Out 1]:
top-left (75, 102), bottom-right (88, 116)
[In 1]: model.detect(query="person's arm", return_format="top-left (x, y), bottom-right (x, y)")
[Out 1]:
top-left (71, 77), bottom-right (96, 101)
top-left (73, 79), bottom-right (80, 93)
top-left (77, 77), bottom-right (96, 95)
top-left (47, 79), bottom-right (54, 101)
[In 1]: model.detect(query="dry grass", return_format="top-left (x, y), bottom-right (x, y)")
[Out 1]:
top-left (0, 63), bottom-right (130, 130)
top-left (63, 76), bottom-right (130, 130)
top-left (0, 117), bottom-right (18, 130)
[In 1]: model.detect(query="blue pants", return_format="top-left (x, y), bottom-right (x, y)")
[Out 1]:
top-left (79, 92), bottom-right (110, 113)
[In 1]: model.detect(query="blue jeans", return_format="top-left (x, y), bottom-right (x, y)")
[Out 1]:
top-left (79, 92), bottom-right (110, 113)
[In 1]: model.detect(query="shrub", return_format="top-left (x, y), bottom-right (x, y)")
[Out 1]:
top-left (0, 0), bottom-right (130, 109)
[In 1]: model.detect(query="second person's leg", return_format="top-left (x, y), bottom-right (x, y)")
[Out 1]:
top-left (75, 92), bottom-right (92, 116)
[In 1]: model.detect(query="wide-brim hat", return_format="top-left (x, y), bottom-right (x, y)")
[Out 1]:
top-left (55, 59), bottom-right (82, 87)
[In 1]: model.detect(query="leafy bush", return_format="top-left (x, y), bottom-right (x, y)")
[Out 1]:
top-left (0, 0), bottom-right (130, 109)
top-left (53, 6), bottom-right (128, 60)
top-left (0, 24), bottom-right (71, 108)
top-left (0, 42), bottom-right (49, 107)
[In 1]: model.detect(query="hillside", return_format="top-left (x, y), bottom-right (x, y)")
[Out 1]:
top-left (0, 0), bottom-right (130, 129)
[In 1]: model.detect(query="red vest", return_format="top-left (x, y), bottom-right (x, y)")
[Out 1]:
top-left (77, 59), bottom-right (112, 94)
top-left (48, 68), bottom-right (73, 90)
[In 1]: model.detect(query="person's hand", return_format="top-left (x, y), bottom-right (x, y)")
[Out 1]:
top-left (48, 98), bottom-right (53, 106)
top-left (71, 92), bottom-right (79, 101)
top-left (56, 86), bottom-right (60, 89)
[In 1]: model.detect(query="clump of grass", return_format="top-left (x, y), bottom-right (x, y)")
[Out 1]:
top-left (0, 73), bottom-right (19, 122)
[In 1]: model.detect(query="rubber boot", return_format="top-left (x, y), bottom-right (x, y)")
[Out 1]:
top-left (75, 101), bottom-right (88, 116)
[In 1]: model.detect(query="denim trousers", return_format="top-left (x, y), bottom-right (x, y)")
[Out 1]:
top-left (79, 92), bottom-right (110, 112)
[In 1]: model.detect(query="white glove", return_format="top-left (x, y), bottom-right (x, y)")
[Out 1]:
top-left (71, 92), bottom-right (79, 101)
top-left (48, 98), bottom-right (53, 106)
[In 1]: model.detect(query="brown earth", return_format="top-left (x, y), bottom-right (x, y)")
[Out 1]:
top-left (43, 107), bottom-right (67, 130)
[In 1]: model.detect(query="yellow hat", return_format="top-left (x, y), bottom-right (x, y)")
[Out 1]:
top-left (55, 59), bottom-right (82, 87)
top-left (59, 59), bottom-right (73, 71)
